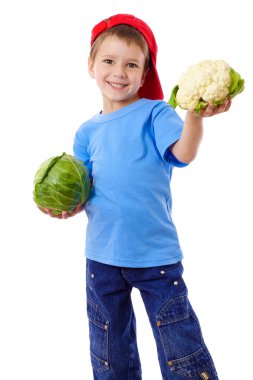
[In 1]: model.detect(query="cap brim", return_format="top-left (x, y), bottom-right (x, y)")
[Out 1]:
top-left (138, 57), bottom-right (164, 100)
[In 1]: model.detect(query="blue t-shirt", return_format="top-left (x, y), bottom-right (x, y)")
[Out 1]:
top-left (73, 98), bottom-right (187, 268)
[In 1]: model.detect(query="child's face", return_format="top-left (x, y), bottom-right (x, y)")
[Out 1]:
top-left (88, 35), bottom-right (147, 113)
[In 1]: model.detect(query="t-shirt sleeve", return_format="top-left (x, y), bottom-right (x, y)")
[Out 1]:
top-left (153, 102), bottom-right (188, 168)
top-left (73, 126), bottom-right (92, 178)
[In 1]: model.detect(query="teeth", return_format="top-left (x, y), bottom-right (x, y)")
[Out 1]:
top-left (108, 82), bottom-right (126, 88)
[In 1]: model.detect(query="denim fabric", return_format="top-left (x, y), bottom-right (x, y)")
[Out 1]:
top-left (86, 259), bottom-right (219, 380)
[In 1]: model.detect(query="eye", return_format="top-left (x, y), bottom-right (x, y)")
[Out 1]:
top-left (127, 63), bottom-right (138, 68)
top-left (103, 59), bottom-right (113, 64)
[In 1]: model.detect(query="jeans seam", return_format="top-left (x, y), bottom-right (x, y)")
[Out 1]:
top-left (156, 322), bottom-right (171, 376)
top-left (87, 297), bottom-right (110, 371)
top-left (188, 305), bottom-right (205, 347)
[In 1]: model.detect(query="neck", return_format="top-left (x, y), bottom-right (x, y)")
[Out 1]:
top-left (102, 95), bottom-right (141, 114)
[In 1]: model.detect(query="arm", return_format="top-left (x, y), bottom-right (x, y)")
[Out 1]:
top-left (170, 99), bottom-right (231, 164)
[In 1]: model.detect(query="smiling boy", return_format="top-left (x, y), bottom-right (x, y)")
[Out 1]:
top-left (44, 14), bottom-right (231, 380)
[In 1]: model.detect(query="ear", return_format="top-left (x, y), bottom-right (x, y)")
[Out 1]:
top-left (88, 57), bottom-right (95, 79)
top-left (140, 68), bottom-right (149, 87)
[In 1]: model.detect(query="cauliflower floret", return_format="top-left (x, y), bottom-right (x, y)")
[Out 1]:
top-left (176, 88), bottom-right (199, 110)
top-left (176, 60), bottom-right (231, 109)
top-left (203, 82), bottom-right (229, 102)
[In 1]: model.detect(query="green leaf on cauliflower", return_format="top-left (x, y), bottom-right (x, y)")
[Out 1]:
top-left (168, 85), bottom-right (179, 109)
top-left (195, 100), bottom-right (208, 114)
top-left (229, 68), bottom-right (244, 98)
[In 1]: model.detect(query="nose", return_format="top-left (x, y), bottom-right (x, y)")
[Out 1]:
top-left (113, 63), bottom-right (127, 78)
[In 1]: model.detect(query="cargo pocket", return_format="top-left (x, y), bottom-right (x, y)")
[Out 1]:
top-left (168, 347), bottom-right (214, 378)
top-left (87, 298), bottom-right (110, 374)
top-left (156, 296), bottom-right (215, 378)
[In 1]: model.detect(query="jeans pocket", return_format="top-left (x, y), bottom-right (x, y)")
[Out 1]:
top-left (156, 296), bottom-right (215, 378)
top-left (168, 347), bottom-right (214, 378)
top-left (87, 298), bottom-right (110, 374)
top-left (157, 295), bottom-right (189, 324)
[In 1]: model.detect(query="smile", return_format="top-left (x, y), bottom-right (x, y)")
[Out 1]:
top-left (107, 81), bottom-right (128, 89)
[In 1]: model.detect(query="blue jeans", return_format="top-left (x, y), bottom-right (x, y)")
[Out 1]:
top-left (86, 259), bottom-right (219, 380)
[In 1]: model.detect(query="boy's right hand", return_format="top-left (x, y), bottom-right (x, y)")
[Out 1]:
top-left (38, 203), bottom-right (85, 220)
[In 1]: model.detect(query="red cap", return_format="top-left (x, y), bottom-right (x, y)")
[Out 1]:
top-left (90, 14), bottom-right (164, 100)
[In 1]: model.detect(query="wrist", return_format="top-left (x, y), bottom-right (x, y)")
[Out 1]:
top-left (186, 110), bottom-right (203, 127)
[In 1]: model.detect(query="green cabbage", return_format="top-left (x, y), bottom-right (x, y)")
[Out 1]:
top-left (33, 152), bottom-right (91, 215)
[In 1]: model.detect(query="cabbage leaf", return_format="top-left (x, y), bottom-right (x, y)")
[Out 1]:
top-left (33, 152), bottom-right (91, 215)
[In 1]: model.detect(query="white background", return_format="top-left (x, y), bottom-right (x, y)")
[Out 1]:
top-left (0, 0), bottom-right (252, 379)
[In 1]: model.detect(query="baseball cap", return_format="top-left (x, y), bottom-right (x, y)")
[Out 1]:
top-left (90, 14), bottom-right (164, 100)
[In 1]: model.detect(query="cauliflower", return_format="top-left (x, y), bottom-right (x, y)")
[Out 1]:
top-left (168, 60), bottom-right (244, 113)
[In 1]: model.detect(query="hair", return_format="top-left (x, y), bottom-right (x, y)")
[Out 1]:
top-left (89, 24), bottom-right (150, 71)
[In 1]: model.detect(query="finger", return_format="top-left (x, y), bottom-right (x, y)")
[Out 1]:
top-left (45, 208), bottom-right (54, 217)
top-left (206, 102), bottom-right (217, 115)
top-left (76, 203), bottom-right (85, 212)
top-left (67, 204), bottom-right (82, 217)
top-left (62, 211), bottom-right (69, 219)
top-left (223, 98), bottom-right (232, 112)
top-left (45, 208), bottom-right (62, 219)
top-left (215, 99), bottom-right (231, 114)
top-left (199, 103), bottom-right (215, 117)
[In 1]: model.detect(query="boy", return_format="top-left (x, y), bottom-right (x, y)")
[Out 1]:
top-left (44, 14), bottom-right (231, 380)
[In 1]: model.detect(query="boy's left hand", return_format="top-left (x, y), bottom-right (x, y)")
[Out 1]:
top-left (38, 203), bottom-right (85, 219)
top-left (190, 98), bottom-right (232, 118)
